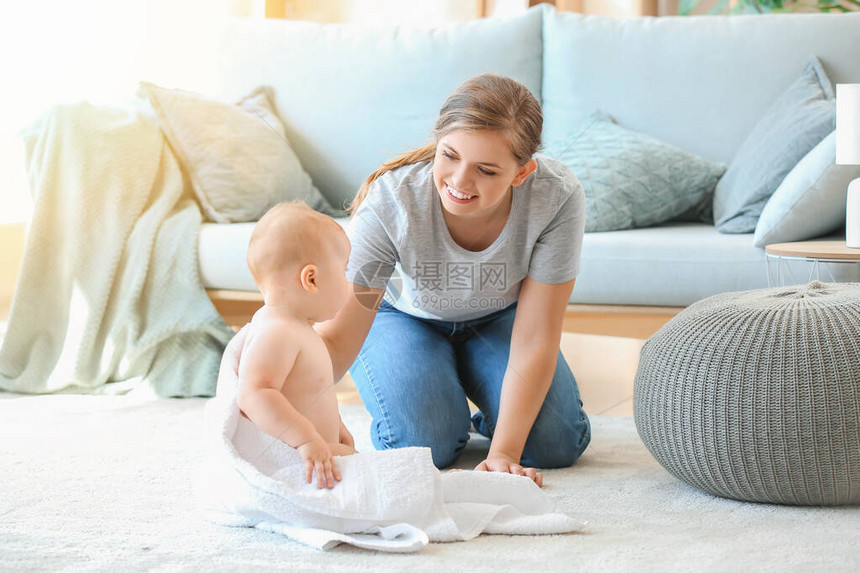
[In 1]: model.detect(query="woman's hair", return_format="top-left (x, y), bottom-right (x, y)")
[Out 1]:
top-left (346, 73), bottom-right (543, 215)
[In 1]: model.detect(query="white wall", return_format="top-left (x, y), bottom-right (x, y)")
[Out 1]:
top-left (0, 0), bottom-right (501, 226)
top-left (239, 0), bottom-right (484, 23)
top-left (0, 0), bottom-right (237, 225)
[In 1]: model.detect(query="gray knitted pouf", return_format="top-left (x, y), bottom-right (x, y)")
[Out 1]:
top-left (634, 281), bottom-right (860, 505)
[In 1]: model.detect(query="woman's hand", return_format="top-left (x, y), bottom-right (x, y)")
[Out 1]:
top-left (475, 455), bottom-right (543, 487)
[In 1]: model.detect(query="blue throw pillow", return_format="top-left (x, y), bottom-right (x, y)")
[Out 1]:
top-left (713, 57), bottom-right (836, 234)
top-left (543, 112), bottom-right (726, 232)
top-left (754, 131), bottom-right (860, 247)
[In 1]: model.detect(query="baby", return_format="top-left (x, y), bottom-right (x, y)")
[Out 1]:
top-left (237, 200), bottom-right (355, 489)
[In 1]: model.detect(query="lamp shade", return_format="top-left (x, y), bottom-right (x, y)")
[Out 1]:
top-left (837, 83), bottom-right (860, 165)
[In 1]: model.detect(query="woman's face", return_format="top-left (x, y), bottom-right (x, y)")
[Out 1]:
top-left (433, 130), bottom-right (533, 222)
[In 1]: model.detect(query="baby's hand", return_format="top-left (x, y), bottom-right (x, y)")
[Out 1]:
top-left (297, 436), bottom-right (341, 489)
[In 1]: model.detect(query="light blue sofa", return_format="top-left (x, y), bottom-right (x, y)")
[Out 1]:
top-left (199, 5), bottom-right (860, 317)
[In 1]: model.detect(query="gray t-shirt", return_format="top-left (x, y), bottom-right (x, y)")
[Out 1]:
top-left (346, 155), bottom-right (586, 321)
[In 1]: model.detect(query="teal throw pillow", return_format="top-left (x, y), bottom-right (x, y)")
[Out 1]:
top-left (713, 57), bottom-right (836, 234)
top-left (543, 113), bottom-right (726, 232)
top-left (754, 131), bottom-right (860, 247)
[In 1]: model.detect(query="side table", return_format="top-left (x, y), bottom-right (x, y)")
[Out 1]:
top-left (765, 240), bottom-right (860, 287)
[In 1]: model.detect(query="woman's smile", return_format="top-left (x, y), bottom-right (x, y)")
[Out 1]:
top-left (445, 183), bottom-right (477, 202)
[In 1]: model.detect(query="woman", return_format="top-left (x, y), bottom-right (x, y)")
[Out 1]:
top-left (225, 73), bottom-right (590, 486)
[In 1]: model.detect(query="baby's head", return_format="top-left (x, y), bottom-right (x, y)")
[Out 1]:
top-left (248, 201), bottom-right (351, 321)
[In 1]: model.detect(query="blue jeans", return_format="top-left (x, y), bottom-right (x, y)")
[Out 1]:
top-left (348, 300), bottom-right (591, 469)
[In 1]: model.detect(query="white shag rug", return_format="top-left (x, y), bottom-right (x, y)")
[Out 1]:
top-left (1, 392), bottom-right (858, 572)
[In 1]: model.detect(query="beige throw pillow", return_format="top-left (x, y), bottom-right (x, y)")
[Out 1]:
top-left (138, 81), bottom-right (336, 223)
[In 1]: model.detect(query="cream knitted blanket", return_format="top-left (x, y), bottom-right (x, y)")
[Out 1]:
top-left (0, 101), bottom-right (233, 396)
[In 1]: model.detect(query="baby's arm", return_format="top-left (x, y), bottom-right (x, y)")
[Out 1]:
top-left (237, 326), bottom-right (340, 488)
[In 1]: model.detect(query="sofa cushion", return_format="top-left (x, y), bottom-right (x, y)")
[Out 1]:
top-left (544, 113), bottom-right (725, 232)
top-left (754, 131), bottom-right (860, 247)
top-left (212, 7), bottom-right (543, 211)
top-left (570, 224), bottom-right (859, 307)
top-left (572, 224), bottom-right (767, 306)
top-left (139, 82), bottom-right (335, 223)
top-left (541, 6), bottom-right (860, 165)
top-left (713, 57), bottom-right (836, 234)
top-left (199, 222), bottom-right (859, 307)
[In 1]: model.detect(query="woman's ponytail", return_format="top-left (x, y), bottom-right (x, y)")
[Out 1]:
top-left (346, 143), bottom-right (436, 215)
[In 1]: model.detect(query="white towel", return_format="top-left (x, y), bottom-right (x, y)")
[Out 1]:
top-left (195, 381), bottom-right (581, 552)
